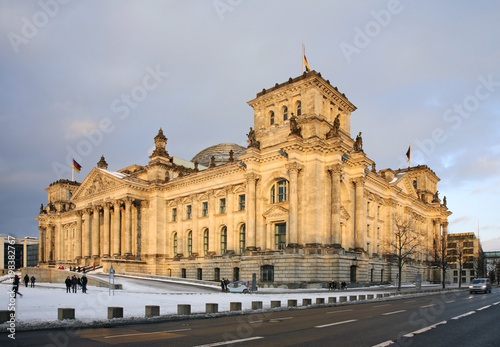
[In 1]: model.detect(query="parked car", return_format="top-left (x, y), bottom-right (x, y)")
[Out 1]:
top-left (469, 278), bottom-right (492, 294)
top-left (227, 280), bottom-right (251, 293)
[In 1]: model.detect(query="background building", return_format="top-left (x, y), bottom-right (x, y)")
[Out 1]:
top-left (446, 232), bottom-right (485, 285)
top-left (0, 235), bottom-right (39, 271)
top-left (36, 71), bottom-right (452, 287)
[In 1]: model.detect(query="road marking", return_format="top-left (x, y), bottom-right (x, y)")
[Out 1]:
top-left (445, 300), bottom-right (455, 303)
top-left (104, 328), bottom-right (191, 339)
top-left (372, 340), bottom-right (394, 347)
top-left (477, 305), bottom-right (491, 311)
top-left (420, 304), bottom-right (435, 308)
top-left (493, 301), bottom-right (500, 305)
top-left (193, 336), bottom-right (264, 346)
top-left (269, 316), bottom-right (294, 323)
top-left (326, 309), bottom-right (353, 314)
top-left (373, 304), bottom-right (391, 307)
top-left (382, 310), bottom-right (406, 316)
top-left (249, 320), bottom-right (263, 324)
top-left (451, 311), bottom-right (475, 320)
top-left (403, 321), bottom-right (447, 338)
top-left (315, 319), bottom-right (357, 328)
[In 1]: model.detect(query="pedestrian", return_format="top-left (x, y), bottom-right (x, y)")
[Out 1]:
top-left (30, 275), bottom-right (36, 287)
top-left (13, 275), bottom-right (22, 298)
top-left (24, 274), bottom-right (30, 287)
top-left (81, 274), bottom-right (88, 293)
top-left (65, 276), bottom-right (72, 293)
top-left (77, 276), bottom-right (82, 290)
top-left (220, 278), bottom-right (225, 292)
top-left (224, 278), bottom-right (229, 292)
top-left (71, 275), bottom-right (78, 293)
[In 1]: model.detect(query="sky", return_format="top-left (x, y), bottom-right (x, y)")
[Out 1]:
top-left (0, 1), bottom-right (499, 250)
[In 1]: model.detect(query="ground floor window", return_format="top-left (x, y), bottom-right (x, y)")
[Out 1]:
top-left (233, 267), bottom-right (240, 281)
top-left (275, 223), bottom-right (286, 250)
top-left (214, 268), bottom-right (220, 281)
top-left (350, 265), bottom-right (357, 283)
top-left (262, 265), bottom-right (274, 282)
top-left (197, 268), bottom-right (202, 280)
top-left (181, 268), bottom-right (186, 278)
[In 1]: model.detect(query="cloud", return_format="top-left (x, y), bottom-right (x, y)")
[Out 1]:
top-left (64, 119), bottom-right (99, 140)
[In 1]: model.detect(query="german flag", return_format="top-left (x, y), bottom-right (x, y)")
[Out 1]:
top-left (72, 159), bottom-right (82, 173)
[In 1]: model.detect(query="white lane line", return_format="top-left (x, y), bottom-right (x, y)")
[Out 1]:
top-left (269, 316), bottom-right (294, 322)
top-left (372, 340), bottom-right (394, 347)
top-left (420, 304), bottom-right (435, 308)
top-left (249, 320), bottom-right (263, 324)
top-left (104, 328), bottom-right (191, 338)
top-left (492, 301), bottom-right (500, 305)
top-left (193, 336), bottom-right (264, 347)
top-left (382, 310), bottom-right (406, 316)
top-left (326, 309), bottom-right (353, 314)
top-left (315, 319), bottom-right (357, 328)
top-left (403, 321), bottom-right (447, 338)
top-left (477, 305), bottom-right (491, 311)
top-left (373, 304), bottom-right (391, 307)
top-left (445, 300), bottom-right (455, 303)
top-left (451, 311), bottom-right (475, 320)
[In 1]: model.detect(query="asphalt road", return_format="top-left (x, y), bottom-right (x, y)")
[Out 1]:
top-left (3, 288), bottom-right (499, 346)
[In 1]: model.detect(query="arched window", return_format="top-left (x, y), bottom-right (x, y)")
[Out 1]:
top-left (220, 226), bottom-right (227, 254)
top-left (283, 106), bottom-right (288, 121)
top-left (270, 111), bottom-right (275, 125)
top-left (296, 100), bottom-right (302, 116)
top-left (270, 179), bottom-right (288, 203)
top-left (173, 232), bottom-right (177, 255)
top-left (203, 229), bottom-right (209, 256)
top-left (239, 224), bottom-right (246, 254)
top-left (187, 230), bottom-right (192, 256)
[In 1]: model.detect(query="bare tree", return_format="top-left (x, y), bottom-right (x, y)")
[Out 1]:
top-left (449, 238), bottom-right (465, 288)
top-left (386, 216), bottom-right (420, 292)
top-left (432, 231), bottom-right (449, 289)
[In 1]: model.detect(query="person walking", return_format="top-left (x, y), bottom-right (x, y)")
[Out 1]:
top-left (13, 275), bottom-right (22, 298)
top-left (24, 274), bottom-right (30, 287)
top-left (71, 275), bottom-right (78, 293)
top-left (30, 275), bottom-right (36, 287)
top-left (65, 276), bottom-right (72, 293)
top-left (81, 274), bottom-right (88, 293)
top-left (220, 279), bottom-right (225, 292)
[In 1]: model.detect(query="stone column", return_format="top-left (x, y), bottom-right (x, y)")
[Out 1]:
top-left (286, 162), bottom-right (302, 247)
top-left (92, 205), bottom-right (101, 259)
top-left (113, 201), bottom-right (121, 257)
top-left (38, 226), bottom-right (45, 263)
top-left (354, 177), bottom-right (366, 251)
top-left (103, 203), bottom-right (111, 257)
top-left (75, 211), bottom-right (82, 259)
top-left (245, 173), bottom-right (259, 251)
top-left (207, 191), bottom-right (215, 254)
top-left (83, 208), bottom-right (91, 258)
top-left (124, 198), bottom-right (133, 257)
top-left (328, 164), bottom-right (343, 247)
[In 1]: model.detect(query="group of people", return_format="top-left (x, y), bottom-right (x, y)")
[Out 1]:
top-left (220, 278), bottom-right (230, 292)
top-left (64, 274), bottom-right (88, 293)
top-left (328, 280), bottom-right (347, 290)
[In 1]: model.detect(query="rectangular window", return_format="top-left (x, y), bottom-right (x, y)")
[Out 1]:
top-left (172, 208), bottom-right (177, 222)
top-left (202, 201), bottom-right (208, 217)
top-left (220, 198), bottom-right (226, 214)
top-left (186, 205), bottom-right (192, 219)
top-left (275, 223), bottom-right (286, 250)
top-left (277, 181), bottom-right (287, 202)
top-left (238, 194), bottom-right (245, 211)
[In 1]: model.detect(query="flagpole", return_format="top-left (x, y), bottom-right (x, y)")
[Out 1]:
top-left (72, 159), bottom-right (74, 182)
top-left (302, 42), bottom-right (304, 74)
top-left (409, 140), bottom-right (412, 168)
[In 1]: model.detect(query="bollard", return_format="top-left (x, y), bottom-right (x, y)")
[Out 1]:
top-left (177, 304), bottom-right (191, 315)
top-left (302, 298), bottom-right (312, 306)
top-left (339, 296), bottom-right (347, 302)
top-left (252, 301), bottom-right (263, 310)
top-left (271, 300), bottom-right (281, 308)
top-left (230, 302), bottom-right (242, 311)
top-left (145, 305), bottom-right (160, 317)
top-left (58, 308), bottom-right (75, 320)
top-left (328, 297), bottom-right (337, 303)
top-left (108, 307), bottom-right (123, 319)
top-left (316, 298), bottom-right (325, 305)
top-left (349, 295), bottom-right (357, 301)
top-left (206, 303), bottom-right (218, 313)
top-left (288, 299), bottom-right (297, 307)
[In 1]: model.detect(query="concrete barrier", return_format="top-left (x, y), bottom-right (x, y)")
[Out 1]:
top-left (328, 297), bottom-right (337, 303)
top-left (288, 299), bottom-right (297, 307)
top-left (349, 295), bottom-right (357, 301)
top-left (271, 300), bottom-right (281, 308)
top-left (145, 305), bottom-right (160, 317)
top-left (230, 302), bottom-right (242, 311)
top-left (367, 294), bottom-right (374, 300)
top-left (0, 311), bottom-right (11, 324)
top-left (108, 307), bottom-right (123, 319)
top-left (251, 301), bottom-right (263, 310)
top-left (206, 303), bottom-right (218, 313)
top-left (302, 298), bottom-right (312, 306)
top-left (177, 304), bottom-right (191, 315)
top-left (339, 296), bottom-right (347, 302)
top-left (316, 298), bottom-right (325, 305)
top-left (58, 308), bottom-right (75, 320)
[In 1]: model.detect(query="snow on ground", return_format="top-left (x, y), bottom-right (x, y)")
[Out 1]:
top-left (0, 273), bottom-right (447, 331)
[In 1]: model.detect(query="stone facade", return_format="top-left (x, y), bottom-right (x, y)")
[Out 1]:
top-left (36, 71), bottom-right (452, 287)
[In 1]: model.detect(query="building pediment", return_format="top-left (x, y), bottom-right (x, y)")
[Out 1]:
top-left (72, 168), bottom-right (126, 200)
top-left (263, 205), bottom-right (289, 220)
top-left (397, 175), bottom-right (418, 198)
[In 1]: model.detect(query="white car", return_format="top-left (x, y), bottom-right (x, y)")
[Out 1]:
top-left (469, 278), bottom-right (492, 294)
top-left (227, 280), bottom-right (251, 293)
